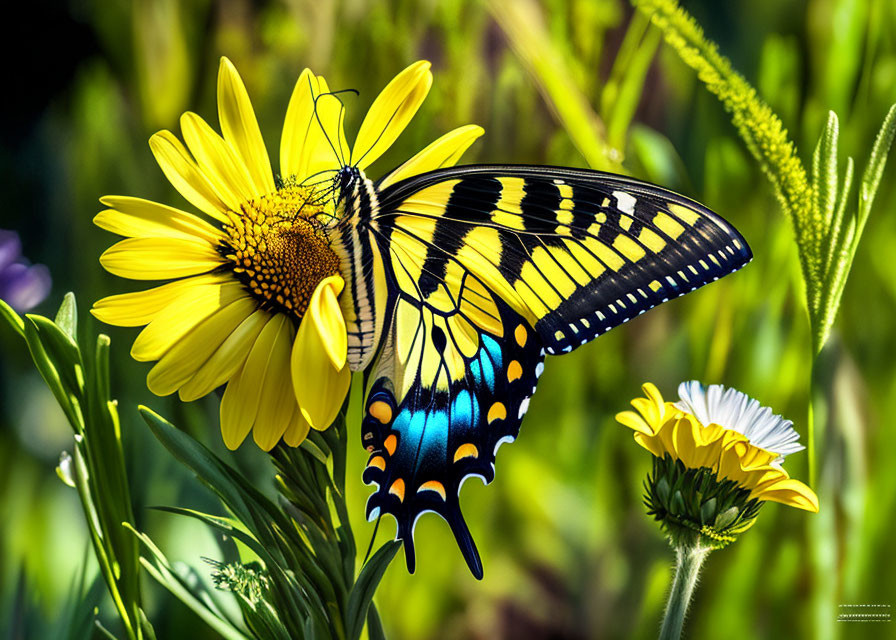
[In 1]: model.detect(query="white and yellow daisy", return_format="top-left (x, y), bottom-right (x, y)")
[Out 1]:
top-left (92, 58), bottom-right (483, 450)
top-left (617, 381), bottom-right (817, 547)
top-left (618, 381), bottom-right (818, 511)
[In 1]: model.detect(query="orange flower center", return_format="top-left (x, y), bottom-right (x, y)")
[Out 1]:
top-left (220, 186), bottom-right (340, 320)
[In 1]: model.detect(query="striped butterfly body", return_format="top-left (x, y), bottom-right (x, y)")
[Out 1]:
top-left (330, 164), bottom-right (751, 578)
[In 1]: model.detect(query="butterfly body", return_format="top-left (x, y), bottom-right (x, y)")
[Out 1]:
top-left (328, 164), bottom-right (752, 578)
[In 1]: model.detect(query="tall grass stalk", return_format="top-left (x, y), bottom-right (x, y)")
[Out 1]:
top-left (633, 1), bottom-right (895, 637)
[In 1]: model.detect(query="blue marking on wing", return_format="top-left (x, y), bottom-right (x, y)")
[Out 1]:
top-left (481, 335), bottom-right (502, 367)
top-left (420, 411), bottom-right (448, 459)
top-left (451, 390), bottom-right (477, 426)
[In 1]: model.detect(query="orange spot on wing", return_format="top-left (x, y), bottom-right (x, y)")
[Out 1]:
top-left (453, 443), bottom-right (479, 462)
top-left (367, 456), bottom-right (386, 470)
top-left (507, 360), bottom-right (522, 382)
top-left (389, 478), bottom-right (406, 502)
top-left (487, 402), bottom-right (507, 423)
top-left (384, 434), bottom-right (398, 456)
top-left (514, 323), bottom-right (528, 347)
top-left (418, 480), bottom-right (446, 500)
top-left (368, 400), bottom-right (393, 424)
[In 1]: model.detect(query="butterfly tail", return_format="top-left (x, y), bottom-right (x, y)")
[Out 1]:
top-left (398, 517), bottom-right (418, 574)
top-left (446, 509), bottom-right (483, 579)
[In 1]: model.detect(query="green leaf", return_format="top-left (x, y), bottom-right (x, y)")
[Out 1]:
top-left (811, 111), bottom-right (840, 230)
top-left (0, 298), bottom-right (24, 336)
top-left (55, 292), bottom-right (78, 340)
top-left (125, 523), bottom-right (251, 640)
top-left (345, 541), bottom-right (401, 640)
top-left (22, 318), bottom-right (83, 431)
top-left (603, 13), bottom-right (661, 150)
top-left (366, 605), bottom-right (387, 640)
top-left (138, 610), bottom-right (157, 640)
top-left (814, 104), bottom-right (896, 352)
top-left (94, 620), bottom-right (121, 640)
top-left (859, 103), bottom-right (896, 222)
top-left (26, 314), bottom-right (85, 403)
top-left (139, 407), bottom-right (256, 527)
top-left (151, 506), bottom-right (269, 561)
top-left (299, 437), bottom-right (330, 466)
top-left (825, 156), bottom-right (854, 277)
top-left (70, 443), bottom-right (137, 640)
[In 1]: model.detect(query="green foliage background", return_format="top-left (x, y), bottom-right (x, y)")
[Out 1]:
top-left (1, 0), bottom-right (894, 638)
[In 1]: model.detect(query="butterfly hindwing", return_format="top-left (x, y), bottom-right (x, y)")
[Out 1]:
top-left (361, 295), bottom-right (544, 578)
top-left (347, 164), bottom-right (751, 577)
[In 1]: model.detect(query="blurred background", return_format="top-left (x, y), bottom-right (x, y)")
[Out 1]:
top-left (1, 0), bottom-right (894, 638)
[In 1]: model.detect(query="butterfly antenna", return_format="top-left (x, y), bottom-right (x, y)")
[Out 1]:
top-left (312, 89), bottom-right (358, 169)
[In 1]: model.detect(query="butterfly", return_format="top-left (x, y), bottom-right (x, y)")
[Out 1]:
top-left (330, 163), bottom-right (751, 578)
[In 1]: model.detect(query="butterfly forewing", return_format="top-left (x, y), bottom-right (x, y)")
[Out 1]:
top-left (374, 166), bottom-right (751, 354)
top-left (340, 164), bottom-right (751, 578)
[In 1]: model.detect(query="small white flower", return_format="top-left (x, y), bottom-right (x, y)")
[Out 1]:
top-left (675, 381), bottom-right (804, 462)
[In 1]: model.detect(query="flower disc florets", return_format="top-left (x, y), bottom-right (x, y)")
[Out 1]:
top-left (220, 186), bottom-right (339, 321)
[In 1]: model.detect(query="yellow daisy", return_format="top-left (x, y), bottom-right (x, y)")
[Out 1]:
top-left (92, 57), bottom-right (483, 450)
top-left (617, 381), bottom-right (817, 546)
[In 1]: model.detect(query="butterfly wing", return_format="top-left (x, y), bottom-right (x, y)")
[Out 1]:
top-left (358, 165), bottom-right (751, 577)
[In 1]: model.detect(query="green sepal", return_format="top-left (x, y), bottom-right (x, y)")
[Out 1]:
top-left (645, 455), bottom-right (763, 549)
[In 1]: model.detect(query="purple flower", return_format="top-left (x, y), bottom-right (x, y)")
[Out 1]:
top-left (0, 229), bottom-right (51, 312)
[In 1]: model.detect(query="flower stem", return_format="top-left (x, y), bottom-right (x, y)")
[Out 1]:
top-left (659, 543), bottom-right (710, 640)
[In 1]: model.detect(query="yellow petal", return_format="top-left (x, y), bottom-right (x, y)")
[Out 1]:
top-left (91, 273), bottom-right (228, 327)
top-left (131, 280), bottom-right (245, 362)
top-left (671, 417), bottom-right (699, 465)
top-left (95, 196), bottom-right (222, 244)
top-left (632, 432), bottom-right (666, 459)
top-left (291, 308), bottom-right (351, 430)
top-left (378, 124), bottom-right (484, 189)
top-left (181, 112), bottom-right (258, 206)
top-left (300, 365), bottom-right (350, 431)
top-left (178, 309), bottom-right (270, 401)
top-left (149, 130), bottom-right (231, 223)
top-left (615, 410), bottom-right (654, 435)
top-left (99, 236), bottom-right (225, 280)
top-left (217, 57), bottom-right (275, 196)
top-left (220, 314), bottom-right (287, 449)
top-left (307, 275), bottom-right (347, 370)
top-left (283, 408), bottom-right (311, 447)
top-left (146, 297), bottom-right (256, 396)
top-left (352, 61), bottom-right (432, 169)
top-left (280, 68), bottom-right (317, 180)
top-left (252, 320), bottom-right (297, 451)
top-left (756, 478), bottom-right (820, 512)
